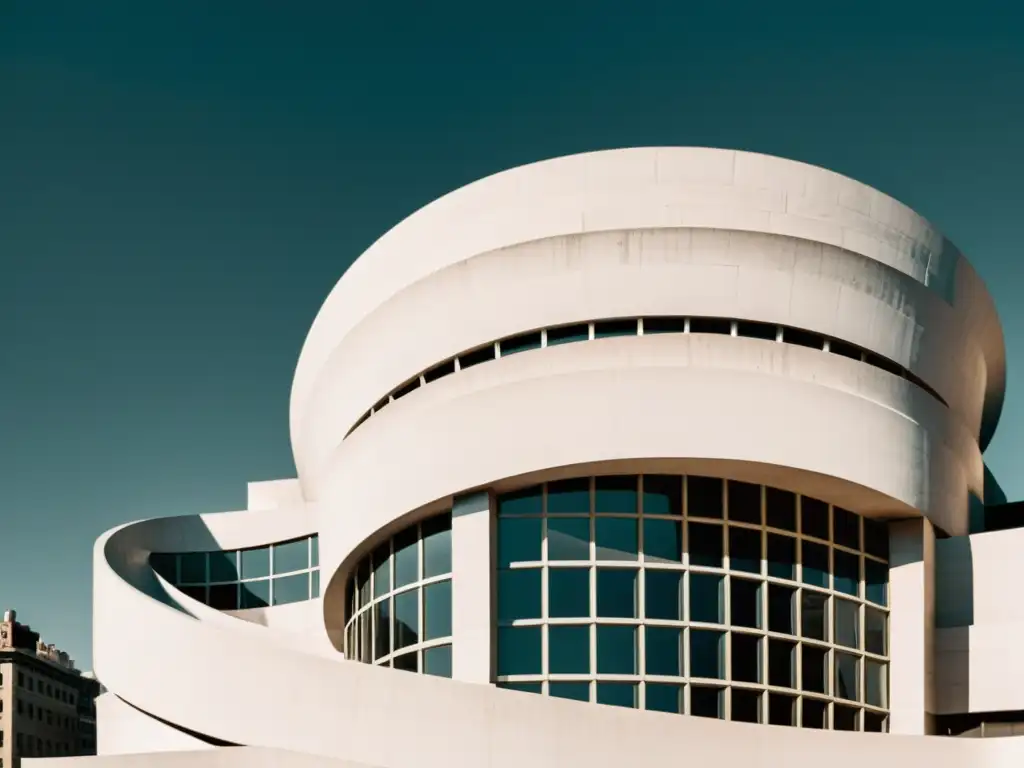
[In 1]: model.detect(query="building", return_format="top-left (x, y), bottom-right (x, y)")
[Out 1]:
top-left (39, 148), bottom-right (1024, 766)
top-left (0, 611), bottom-right (100, 767)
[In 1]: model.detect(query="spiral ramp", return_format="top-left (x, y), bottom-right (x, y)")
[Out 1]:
top-left (32, 148), bottom-right (1024, 767)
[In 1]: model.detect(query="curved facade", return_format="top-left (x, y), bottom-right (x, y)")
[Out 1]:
top-left (74, 148), bottom-right (1024, 768)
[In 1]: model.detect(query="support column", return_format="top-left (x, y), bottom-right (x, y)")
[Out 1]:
top-left (450, 490), bottom-right (495, 684)
top-left (888, 517), bottom-right (936, 735)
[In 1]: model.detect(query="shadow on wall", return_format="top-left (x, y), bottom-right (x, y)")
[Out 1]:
top-left (934, 533), bottom-right (975, 724)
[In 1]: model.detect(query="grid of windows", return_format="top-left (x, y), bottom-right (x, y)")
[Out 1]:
top-left (149, 535), bottom-right (320, 610)
top-left (496, 475), bottom-right (890, 732)
top-left (348, 316), bottom-right (945, 436)
top-left (344, 514), bottom-right (453, 678)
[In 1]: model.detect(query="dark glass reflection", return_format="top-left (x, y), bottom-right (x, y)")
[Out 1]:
top-left (802, 541), bottom-right (829, 588)
top-left (394, 590), bottom-right (419, 650)
top-left (833, 507), bottom-right (860, 550)
top-left (731, 688), bottom-right (761, 723)
top-left (730, 578), bottom-right (761, 629)
top-left (596, 625), bottom-right (637, 675)
top-left (498, 626), bottom-right (541, 675)
top-left (690, 630), bottom-right (724, 679)
top-left (802, 698), bottom-right (827, 728)
top-left (549, 625), bottom-right (590, 674)
top-left (595, 517), bottom-right (638, 560)
top-left (766, 488), bottom-right (797, 531)
top-left (273, 538), bottom-right (309, 575)
top-left (801, 591), bottom-right (828, 641)
top-left (240, 579), bottom-right (269, 608)
top-left (768, 584), bottom-right (795, 634)
top-left (180, 553), bottom-right (206, 584)
top-left (729, 527), bottom-right (761, 574)
top-left (208, 583), bottom-right (237, 611)
top-left (548, 568), bottom-right (590, 618)
top-left (690, 686), bottom-right (723, 718)
top-left (834, 705), bottom-right (858, 731)
top-left (423, 645), bottom-right (452, 678)
top-left (423, 580), bottom-right (452, 641)
top-left (422, 516), bottom-right (452, 578)
top-left (209, 551), bottom-right (238, 583)
top-left (802, 645), bottom-right (828, 694)
top-left (801, 497), bottom-right (830, 540)
top-left (688, 477), bottom-right (723, 518)
top-left (393, 652), bottom-right (418, 673)
top-left (547, 323), bottom-right (589, 346)
top-left (731, 633), bottom-right (761, 683)
top-left (596, 569), bottom-right (637, 618)
top-left (688, 522), bottom-right (723, 568)
top-left (549, 682), bottom-right (589, 701)
top-left (373, 600), bottom-right (390, 660)
top-left (499, 486), bottom-right (542, 516)
top-left (372, 544), bottom-right (391, 598)
top-left (499, 568), bottom-right (542, 621)
top-left (643, 475), bottom-right (682, 516)
top-left (835, 652), bottom-right (859, 701)
top-left (273, 573), bottom-right (309, 606)
top-left (645, 627), bottom-right (682, 676)
top-left (769, 693), bottom-right (796, 726)
top-left (768, 639), bottom-right (795, 687)
top-left (643, 519), bottom-right (682, 563)
top-left (645, 683), bottom-right (682, 713)
top-left (834, 550), bottom-right (859, 597)
top-left (865, 712), bottom-right (887, 733)
top-left (394, 528), bottom-right (419, 588)
top-left (689, 573), bottom-right (723, 624)
top-left (593, 319), bottom-right (638, 339)
top-left (645, 570), bottom-right (683, 621)
top-left (547, 478), bottom-right (590, 514)
top-left (594, 476), bottom-right (638, 514)
top-left (767, 533), bottom-right (795, 579)
top-left (728, 481), bottom-right (761, 524)
top-left (547, 517), bottom-right (590, 561)
top-left (596, 683), bottom-right (637, 708)
top-left (500, 331), bottom-right (542, 356)
top-left (866, 559), bottom-right (889, 606)
top-left (864, 519), bottom-right (889, 560)
top-left (834, 598), bottom-right (859, 649)
top-left (498, 518), bottom-right (542, 566)
top-left (865, 606), bottom-right (887, 655)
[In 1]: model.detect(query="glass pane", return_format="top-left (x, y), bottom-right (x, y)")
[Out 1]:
top-left (768, 638), bottom-right (795, 688)
top-left (593, 318), bottom-right (638, 338)
top-left (595, 517), bottom-right (638, 561)
top-left (358, 561), bottom-right (370, 606)
top-left (801, 591), bottom-right (828, 641)
top-left (866, 559), bottom-right (889, 606)
top-left (690, 630), bottom-right (725, 679)
top-left (209, 551), bottom-right (238, 583)
top-left (240, 579), bottom-right (269, 609)
top-left (767, 534), bottom-right (795, 580)
top-left (645, 627), bottom-right (682, 676)
top-left (801, 497), bottom-right (829, 540)
top-left (834, 550), bottom-right (860, 597)
top-left (768, 584), bottom-right (796, 635)
top-left (834, 507), bottom-right (861, 550)
top-left (596, 625), bottom-right (637, 674)
top-left (150, 553), bottom-right (176, 582)
top-left (373, 600), bottom-right (390, 660)
top-left (688, 522), bottom-right (723, 568)
top-left (729, 527), bottom-right (761, 574)
top-left (646, 683), bottom-right (682, 713)
top-left (730, 578), bottom-right (762, 629)
top-left (835, 652), bottom-right (859, 701)
top-left (801, 541), bottom-right (829, 588)
top-left (499, 682), bottom-right (542, 694)
top-left (731, 688), bottom-right (761, 723)
top-left (208, 583), bottom-right (238, 610)
top-left (643, 475), bottom-right (682, 516)
top-left (548, 568), bottom-right (590, 618)
top-left (179, 553), bottom-right (206, 584)
top-left (834, 598), bottom-right (860, 649)
top-left (765, 488), bottom-right (796, 531)
top-left (273, 539), bottom-right (309, 575)
top-left (272, 572), bottom-right (309, 605)
top-left (865, 606), bottom-right (887, 655)
top-left (311, 569), bottom-right (320, 597)
top-left (643, 519), bottom-right (682, 563)
top-left (546, 323), bottom-right (589, 346)
top-left (547, 517), bottom-right (590, 561)
top-left (498, 626), bottom-right (541, 675)
top-left (864, 519), bottom-right (889, 560)
top-left (311, 536), bottom-right (319, 567)
top-left (373, 544), bottom-right (391, 598)
top-left (549, 625), bottom-right (590, 674)
top-left (728, 481), bottom-right (761, 524)
top-left (393, 652), bottom-right (418, 673)
top-left (394, 528), bottom-right (419, 588)
top-left (547, 478), bottom-right (590, 514)
top-left (769, 692), bottom-right (796, 726)
top-left (596, 683), bottom-right (637, 708)
top-left (499, 517), bottom-right (542, 566)
top-left (424, 580), bottom-right (452, 640)
top-left (595, 476), bottom-right (638, 514)
top-left (690, 686), bottom-right (723, 718)
top-left (866, 659), bottom-right (887, 707)
top-left (802, 698), bottom-right (827, 728)
top-left (499, 568), bottom-right (542, 621)
top-left (802, 645), bottom-right (828, 694)
top-left (499, 486), bottom-right (542, 516)
top-left (731, 633), bottom-right (761, 683)
top-left (689, 573), bottom-right (724, 624)
top-left (549, 682), bottom-right (590, 701)
top-left (645, 570), bottom-right (683, 621)
top-left (688, 476), bottom-right (723, 518)
top-left (179, 585), bottom-right (206, 603)
top-left (393, 589), bottom-right (419, 650)
top-left (422, 515), bottom-right (452, 578)
top-left (596, 568), bottom-right (637, 618)
top-left (423, 645), bottom-right (452, 678)
top-left (834, 704), bottom-right (859, 731)
top-left (500, 331), bottom-right (542, 355)
top-left (864, 711), bottom-right (887, 732)
top-left (240, 547), bottom-right (269, 580)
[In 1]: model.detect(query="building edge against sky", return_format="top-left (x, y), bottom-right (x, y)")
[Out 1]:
top-left (30, 147), bottom-right (1024, 767)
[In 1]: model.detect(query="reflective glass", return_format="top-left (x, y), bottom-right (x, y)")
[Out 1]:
top-left (423, 645), bottom-right (452, 678)
top-left (766, 488), bottom-right (796, 531)
top-left (835, 652), bottom-right (859, 701)
top-left (833, 507), bottom-right (860, 550)
top-left (645, 683), bottom-right (682, 713)
top-left (499, 518), bottom-right (542, 566)
top-left (499, 568), bottom-right (542, 621)
top-left (499, 486), bottom-right (542, 516)
top-left (769, 693), bottom-right (796, 726)
top-left (500, 682), bottom-right (542, 693)
top-left (767, 534), bottom-right (795, 579)
top-left (801, 497), bottom-right (830, 540)
top-left (643, 519), bottom-right (682, 563)
top-left (595, 476), bottom-right (638, 514)
top-left (424, 580), bottom-right (452, 640)
top-left (548, 568), bottom-right (590, 618)
top-left (547, 517), bottom-right (590, 561)
top-left (688, 477), bottom-right (723, 518)
top-left (150, 553), bottom-right (176, 582)
top-left (499, 331), bottom-right (541, 355)
top-left (834, 549), bottom-right (859, 597)
top-left (768, 584), bottom-right (796, 635)
top-left (596, 568), bottom-right (637, 618)
top-left (596, 683), bottom-right (637, 708)
top-left (393, 652), bottom-right (418, 673)
top-left (643, 475), bottom-right (681, 516)
top-left (273, 538), bottom-right (309, 575)
top-left (691, 686), bottom-right (724, 718)
top-left (549, 682), bottom-right (589, 701)
top-left (688, 522), bottom-right (723, 568)
top-left (596, 625), bottom-right (637, 675)
top-left (690, 630), bottom-right (725, 679)
top-left (393, 590), bottom-right (419, 650)
top-left (372, 544), bottom-right (391, 598)
top-left (645, 627), bottom-right (682, 676)
top-left (801, 645), bottom-right (828, 694)
top-left (546, 323), bottom-right (589, 346)
top-left (729, 527), bottom-right (761, 574)
top-left (731, 633), bottom-right (761, 683)
top-left (802, 541), bottom-right (829, 588)
top-left (834, 704), bottom-right (858, 731)
top-left (866, 659), bottom-right (887, 707)
top-left (549, 625), bottom-right (590, 674)
top-left (689, 573), bottom-right (723, 624)
top-left (422, 516), bottom-right (452, 578)
top-left (311, 536), bottom-right (319, 567)
top-left (209, 551), bottom-right (238, 583)
top-left (728, 481), bottom-right (761, 524)
top-left (645, 570), bottom-right (683, 621)
top-left (802, 697), bottom-right (827, 728)
top-left (731, 688), bottom-right (761, 722)
top-left (394, 529), bottom-right (419, 588)
top-left (730, 577), bottom-right (761, 629)
top-left (208, 583), bottom-right (238, 610)
top-left (240, 547), bottom-right (270, 580)
top-left (179, 585), bottom-right (205, 603)
top-left (498, 626), bottom-right (541, 675)
top-left (834, 598), bottom-right (859, 649)
top-left (179, 553), bottom-right (206, 584)
top-left (866, 559), bottom-right (888, 606)
top-left (864, 519), bottom-right (889, 560)
top-left (801, 591), bottom-right (828, 641)
top-left (373, 600), bottom-right (390, 660)
top-left (595, 517), bottom-right (638, 561)
top-left (311, 569), bottom-right (320, 597)
top-left (240, 579), bottom-right (269, 609)
top-left (768, 639), bottom-right (795, 687)
top-left (272, 572), bottom-right (309, 605)
top-left (865, 606), bottom-right (887, 655)
top-left (865, 711), bottom-right (887, 732)
top-left (547, 478), bottom-right (590, 514)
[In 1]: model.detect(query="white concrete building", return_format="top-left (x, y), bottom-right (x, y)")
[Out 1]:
top-left (34, 148), bottom-right (1024, 766)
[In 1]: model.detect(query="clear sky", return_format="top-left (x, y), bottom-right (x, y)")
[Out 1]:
top-left (2, 1), bottom-right (1023, 669)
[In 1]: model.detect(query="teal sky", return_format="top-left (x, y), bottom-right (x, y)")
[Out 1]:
top-left (2, 1), bottom-right (1023, 668)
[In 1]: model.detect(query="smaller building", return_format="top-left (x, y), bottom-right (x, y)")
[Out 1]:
top-left (0, 610), bottom-right (100, 767)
